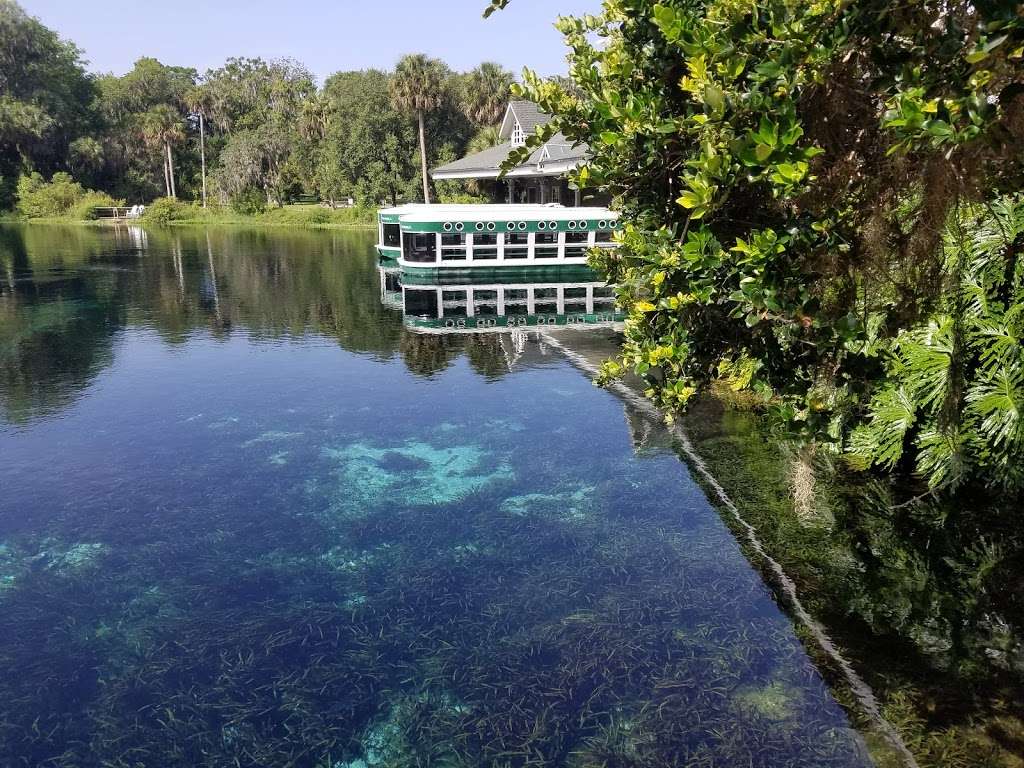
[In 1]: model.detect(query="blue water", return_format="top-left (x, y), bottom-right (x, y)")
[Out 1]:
top-left (0, 224), bottom-right (871, 767)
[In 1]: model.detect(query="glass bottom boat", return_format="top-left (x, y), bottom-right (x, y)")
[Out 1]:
top-left (377, 204), bottom-right (619, 274)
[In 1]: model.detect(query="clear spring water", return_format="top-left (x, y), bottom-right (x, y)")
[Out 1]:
top-left (0, 224), bottom-right (873, 767)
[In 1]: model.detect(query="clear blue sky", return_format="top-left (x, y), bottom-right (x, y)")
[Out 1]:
top-left (20, 0), bottom-right (603, 81)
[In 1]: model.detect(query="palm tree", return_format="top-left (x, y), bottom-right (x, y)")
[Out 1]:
top-left (185, 87), bottom-right (211, 207)
top-left (467, 125), bottom-right (502, 154)
top-left (141, 104), bottom-right (185, 198)
top-left (389, 54), bottom-right (449, 204)
top-left (462, 62), bottom-right (515, 128)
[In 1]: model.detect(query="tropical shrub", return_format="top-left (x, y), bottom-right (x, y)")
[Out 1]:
top-left (505, 0), bottom-right (1024, 497)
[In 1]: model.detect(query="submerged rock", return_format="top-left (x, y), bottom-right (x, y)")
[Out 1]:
top-left (0, 539), bottom-right (109, 595)
top-left (321, 439), bottom-right (513, 515)
top-left (499, 484), bottom-right (596, 523)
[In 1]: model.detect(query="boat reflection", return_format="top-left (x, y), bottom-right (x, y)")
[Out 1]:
top-left (384, 267), bottom-right (624, 333)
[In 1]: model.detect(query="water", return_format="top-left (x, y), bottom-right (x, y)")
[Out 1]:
top-left (0, 224), bottom-right (872, 767)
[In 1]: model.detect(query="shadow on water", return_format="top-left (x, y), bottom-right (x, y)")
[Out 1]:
top-left (0, 223), bottom-right (1019, 767)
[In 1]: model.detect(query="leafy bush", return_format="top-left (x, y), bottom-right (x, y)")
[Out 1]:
top-left (141, 197), bottom-right (193, 225)
top-left (17, 172), bottom-right (81, 217)
top-left (69, 190), bottom-right (121, 220)
top-left (229, 188), bottom-right (267, 216)
top-left (15, 172), bottom-right (122, 219)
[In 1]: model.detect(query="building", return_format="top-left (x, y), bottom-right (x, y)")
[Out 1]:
top-left (430, 101), bottom-right (602, 207)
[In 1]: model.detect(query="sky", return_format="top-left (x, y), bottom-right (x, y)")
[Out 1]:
top-left (20, 0), bottom-right (603, 82)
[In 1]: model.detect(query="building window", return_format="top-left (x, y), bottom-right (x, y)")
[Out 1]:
top-left (512, 120), bottom-right (524, 147)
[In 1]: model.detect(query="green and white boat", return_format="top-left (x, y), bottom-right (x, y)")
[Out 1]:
top-left (377, 204), bottom-right (619, 275)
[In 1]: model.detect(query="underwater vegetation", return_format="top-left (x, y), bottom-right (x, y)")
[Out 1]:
top-left (0, 422), bottom-right (872, 768)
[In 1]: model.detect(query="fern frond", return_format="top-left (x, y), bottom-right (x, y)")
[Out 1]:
top-left (848, 386), bottom-right (917, 470)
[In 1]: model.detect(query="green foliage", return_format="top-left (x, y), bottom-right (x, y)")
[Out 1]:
top-left (460, 62), bottom-right (516, 127)
top-left (15, 171), bottom-right (119, 219)
top-left (141, 196), bottom-right (194, 225)
top-left (228, 186), bottom-right (266, 216)
top-left (319, 69), bottom-right (417, 206)
top-left (849, 199), bottom-right (1024, 491)
top-left (69, 190), bottom-right (121, 220)
top-left (0, 0), bottom-right (96, 206)
top-left (508, 0), bottom-right (1024, 497)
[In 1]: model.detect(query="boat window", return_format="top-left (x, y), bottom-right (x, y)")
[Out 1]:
top-left (404, 289), bottom-right (439, 317)
top-left (441, 232), bottom-right (467, 261)
top-left (505, 288), bottom-right (528, 304)
top-left (534, 231), bottom-right (558, 259)
top-left (383, 223), bottom-right (400, 247)
top-left (403, 232), bottom-right (437, 263)
top-left (564, 231), bottom-right (589, 259)
top-left (595, 230), bottom-right (614, 243)
top-left (593, 286), bottom-right (615, 298)
top-left (535, 288), bottom-right (557, 301)
top-left (564, 287), bottom-right (587, 299)
top-left (472, 233), bottom-right (498, 260)
top-left (503, 232), bottom-right (528, 260)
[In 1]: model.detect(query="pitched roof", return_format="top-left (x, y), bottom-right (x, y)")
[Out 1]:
top-left (431, 132), bottom-right (590, 179)
top-left (499, 100), bottom-right (549, 139)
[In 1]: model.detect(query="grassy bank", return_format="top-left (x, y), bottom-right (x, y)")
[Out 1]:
top-left (2, 202), bottom-right (377, 229)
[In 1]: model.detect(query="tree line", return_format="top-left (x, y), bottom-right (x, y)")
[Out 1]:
top-left (0, 0), bottom-right (516, 212)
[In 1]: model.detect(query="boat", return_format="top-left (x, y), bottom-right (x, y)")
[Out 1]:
top-left (376, 204), bottom-right (619, 275)
top-left (376, 204), bottom-right (548, 261)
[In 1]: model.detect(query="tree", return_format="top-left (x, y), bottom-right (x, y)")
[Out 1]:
top-left (94, 58), bottom-right (195, 201)
top-left (141, 104), bottom-right (185, 198)
top-left (461, 62), bottom-right (515, 127)
top-left (0, 0), bottom-right (96, 206)
top-left (184, 87), bottom-right (211, 207)
top-left (321, 69), bottom-right (417, 206)
top-left (505, 1), bottom-right (1024, 499)
top-left (389, 54), bottom-right (450, 204)
top-left (467, 125), bottom-right (501, 154)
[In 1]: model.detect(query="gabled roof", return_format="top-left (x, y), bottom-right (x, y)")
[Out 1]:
top-left (499, 100), bottom-right (549, 140)
top-left (431, 132), bottom-right (590, 180)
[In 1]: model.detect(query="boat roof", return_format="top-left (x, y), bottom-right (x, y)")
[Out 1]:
top-left (379, 203), bottom-right (564, 216)
top-left (390, 205), bottom-right (617, 223)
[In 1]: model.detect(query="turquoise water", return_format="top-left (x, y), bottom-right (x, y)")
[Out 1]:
top-left (0, 225), bottom-right (871, 766)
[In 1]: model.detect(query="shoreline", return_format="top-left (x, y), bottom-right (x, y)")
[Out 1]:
top-left (0, 216), bottom-right (376, 231)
